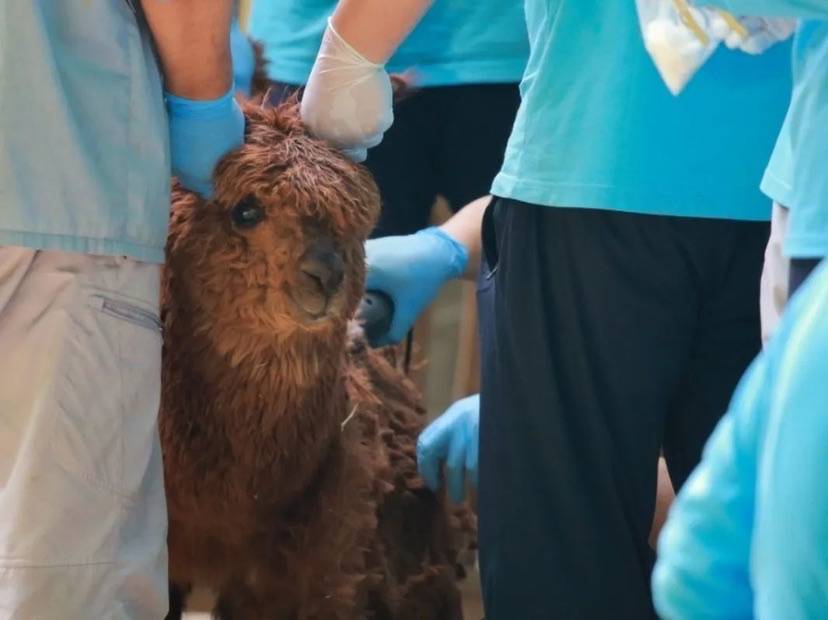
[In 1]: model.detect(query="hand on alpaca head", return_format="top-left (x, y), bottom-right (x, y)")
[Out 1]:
top-left (300, 19), bottom-right (394, 163)
top-left (166, 89), bottom-right (245, 198)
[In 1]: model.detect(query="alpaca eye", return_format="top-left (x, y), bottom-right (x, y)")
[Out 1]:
top-left (230, 197), bottom-right (265, 229)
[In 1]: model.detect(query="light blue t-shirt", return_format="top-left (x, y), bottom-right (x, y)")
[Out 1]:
top-left (766, 22), bottom-right (828, 257)
top-left (491, 1), bottom-right (792, 221)
top-left (0, 0), bottom-right (170, 263)
top-left (249, 0), bottom-right (529, 87)
top-left (653, 259), bottom-right (828, 619)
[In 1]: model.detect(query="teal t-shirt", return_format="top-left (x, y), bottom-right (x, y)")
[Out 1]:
top-left (249, 0), bottom-right (529, 87)
top-left (491, 1), bottom-right (792, 221)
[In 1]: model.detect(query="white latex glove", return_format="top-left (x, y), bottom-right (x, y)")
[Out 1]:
top-left (723, 17), bottom-right (796, 54)
top-left (300, 19), bottom-right (394, 162)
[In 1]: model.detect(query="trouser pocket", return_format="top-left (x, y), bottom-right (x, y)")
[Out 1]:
top-left (480, 197), bottom-right (501, 280)
top-left (51, 289), bottom-right (162, 501)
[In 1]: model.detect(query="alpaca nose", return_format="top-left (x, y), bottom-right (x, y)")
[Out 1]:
top-left (299, 240), bottom-right (345, 300)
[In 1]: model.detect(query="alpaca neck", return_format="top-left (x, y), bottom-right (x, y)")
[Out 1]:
top-left (168, 305), bottom-right (350, 489)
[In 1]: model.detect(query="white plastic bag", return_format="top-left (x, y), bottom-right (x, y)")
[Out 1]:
top-left (637, 0), bottom-right (796, 95)
top-left (722, 17), bottom-right (797, 54)
top-left (637, 0), bottom-right (731, 95)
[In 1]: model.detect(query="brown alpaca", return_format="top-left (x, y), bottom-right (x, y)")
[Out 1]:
top-left (160, 102), bottom-right (471, 619)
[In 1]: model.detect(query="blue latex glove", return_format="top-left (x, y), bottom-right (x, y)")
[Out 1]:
top-left (417, 394), bottom-right (479, 504)
top-left (230, 19), bottom-right (255, 98)
top-left (365, 227), bottom-right (468, 345)
top-left (166, 88), bottom-right (245, 198)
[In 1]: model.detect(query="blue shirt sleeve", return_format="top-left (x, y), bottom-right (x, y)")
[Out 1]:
top-left (652, 353), bottom-right (771, 619)
top-left (751, 302), bottom-right (828, 618)
top-left (655, 266), bottom-right (828, 619)
top-left (703, 0), bottom-right (828, 17)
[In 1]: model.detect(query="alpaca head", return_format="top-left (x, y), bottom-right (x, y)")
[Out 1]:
top-left (165, 102), bottom-right (380, 363)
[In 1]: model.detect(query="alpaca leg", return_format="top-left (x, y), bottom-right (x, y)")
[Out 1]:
top-left (165, 582), bottom-right (191, 620)
top-left (214, 583), bottom-right (261, 620)
top-left (396, 568), bottom-right (463, 620)
top-left (235, 565), bottom-right (364, 620)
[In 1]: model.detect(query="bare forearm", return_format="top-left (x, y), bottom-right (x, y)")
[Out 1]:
top-left (330, 0), bottom-right (433, 63)
top-left (440, 195), bottom-right (489, 281)
top-left (141, 0), bottom-right (234, 99)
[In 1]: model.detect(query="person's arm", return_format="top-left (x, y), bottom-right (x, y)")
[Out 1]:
top-left (364, 196), bottom-right (487, 345)
top-left (141, 0), bottom-right (234, 98)
top-left (750, 323), bottom-right (828, 618)
top-left (440, 195), bottom-right (487, 281)
top-left (653, 354), bottom-right (770, 619)
top-left (330, 0), bottom-right (433, 63)
top-left (300, 0), bottom-right (433, 161)
top-left (140, 1), bottom-right (245, 198)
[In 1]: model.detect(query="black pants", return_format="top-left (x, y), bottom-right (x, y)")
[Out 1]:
top-left (789, 258), bottom-right (822, 298)
top-left (268, 83), bottom-right (520, 238)
top-left (477, 199), bottom-right (769, 619)
top-left (365, 83), bottom-right (519, 238)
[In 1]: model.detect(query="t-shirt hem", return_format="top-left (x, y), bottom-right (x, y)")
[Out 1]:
top-left (783, 235), bottom-right (828, 259)
top-left (0, 230), bottom-right (165, 264)
top-left (491, 173), bottom-right (771, 222)
top-left (761, 174), bottom-right (828, 257)
top-left (760, 171), bottom-right (794, 209)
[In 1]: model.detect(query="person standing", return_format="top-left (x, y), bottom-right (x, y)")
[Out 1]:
top-left (701, 0), bottom-right (828, 340)
top-left (654, 1), bottom-right (828, 616)
top-left (298, 0), bottom-right (791, 616)
top-left (653, 259), bottom-right (828, 618)
top-left (0, 1), bottom-right (244, 616)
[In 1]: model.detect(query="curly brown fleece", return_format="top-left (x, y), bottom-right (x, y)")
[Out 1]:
top-left (160, 102), bottom-right (470, 619)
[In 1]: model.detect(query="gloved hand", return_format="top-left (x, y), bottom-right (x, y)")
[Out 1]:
top-left (722, 16), bottom-right (796, 54)
top-left (230, 19), bottom-right (255, 98)
top-left (417, 394), bottom-right (480, 504)
top-left (300, 19), bottom-right (394, 162)
top-left (166, 88), bottom-right (245, 198)
top-left (365, 227), bottom-right (468, 345)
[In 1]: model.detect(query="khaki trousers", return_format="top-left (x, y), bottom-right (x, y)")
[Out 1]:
top-left (0, 247), bottom-right (167, 619)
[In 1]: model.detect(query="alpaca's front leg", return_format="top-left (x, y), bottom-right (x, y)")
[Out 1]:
top-left (213, 581), bottom-right (261, 620)
top-left (164, 582), bottom-right (191, 620)
top-left (214, 578), bottom-right (363, 620)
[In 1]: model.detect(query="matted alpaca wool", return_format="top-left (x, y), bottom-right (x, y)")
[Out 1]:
top-left (160, 102), bottom-right (472, 619)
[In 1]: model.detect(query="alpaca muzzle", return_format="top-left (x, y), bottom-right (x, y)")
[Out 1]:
top-left (297, 238), bottom-right (345, 315)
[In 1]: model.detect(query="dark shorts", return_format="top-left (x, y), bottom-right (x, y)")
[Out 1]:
top-left (477, 199), bottom-right (769, 619)
top-left (268, 83), bottom-right (520, 238)
top-left (789, 257), bottom-right (822, 298)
